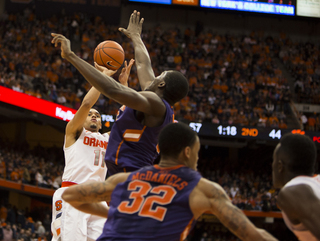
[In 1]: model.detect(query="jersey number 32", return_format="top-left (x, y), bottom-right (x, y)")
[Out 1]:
top-left (117, 180), bottom-right (177, 222)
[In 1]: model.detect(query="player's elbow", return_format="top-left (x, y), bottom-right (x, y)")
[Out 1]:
top-left (61, 189), bottom-right (75, 203)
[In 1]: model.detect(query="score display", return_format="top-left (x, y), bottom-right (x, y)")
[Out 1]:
top-left (128, 0), bottom-right (296, 16)
top-left (189, 122), bottom-right (320, 144)
top-left (200, 0), bottom-right (295, 15)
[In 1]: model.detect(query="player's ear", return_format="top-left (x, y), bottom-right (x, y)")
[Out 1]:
top-left (278, 159), bottom-right (284, 173)
top-left (158, 80), bottom-right (166, 88)
top-left (184, 146), bottom-right (191, 159)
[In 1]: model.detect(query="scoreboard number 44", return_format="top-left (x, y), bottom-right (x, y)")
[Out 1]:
top-left (269, 129), bottom-right (281, 139)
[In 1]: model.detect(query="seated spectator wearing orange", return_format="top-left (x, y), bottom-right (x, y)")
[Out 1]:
top-left (278, 119), bottom-right (288, 129)
top-left (308, 115), bottom-right (316, 131)
top-left (10, 168), bottom-right (20, 182)
top-left (269, 113), bottom-right (279, 125)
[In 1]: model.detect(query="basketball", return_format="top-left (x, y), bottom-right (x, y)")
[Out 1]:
top-left (94, 41), bottom-right (125, 71)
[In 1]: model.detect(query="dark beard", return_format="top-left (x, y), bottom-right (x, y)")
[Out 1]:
top-left (90, 124), bottom-right (97, 129)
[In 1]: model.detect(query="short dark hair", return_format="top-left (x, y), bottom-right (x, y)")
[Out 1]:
top-left (158, 122), bottom-right (198, 158)
top-left (163, 71), bottom-right (189, 104)
top-left (278, 133), bottom-right (317, 175)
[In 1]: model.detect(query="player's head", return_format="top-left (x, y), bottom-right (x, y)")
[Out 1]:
top-left (158, 122), bottom-right (200, 170)
top-left (272, 133), bottom-right (317, 188)
top-left (83, 108), bottom-right (102, 132)
top-left (145, 70), bottom-right (189, 105)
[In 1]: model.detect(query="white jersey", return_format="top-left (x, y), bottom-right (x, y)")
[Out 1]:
top-left (51, 128), bottom-right (109, 241)
top-left (282, 175), bottom-right (320, 241)
top-left (62, 128), bottom-right (108, 184)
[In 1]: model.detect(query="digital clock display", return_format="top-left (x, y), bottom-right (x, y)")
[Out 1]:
top-left (188, 122), bottom-right (320, 144)
top-left (217, 125), bottom-right (237, 136)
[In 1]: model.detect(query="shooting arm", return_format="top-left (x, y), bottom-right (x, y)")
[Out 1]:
top-left (65, 52), bottom-right (165, 116)
top-left (278, 184), bottom-right (320, 239)
top-left (65, 87), bottom-right (100, 135)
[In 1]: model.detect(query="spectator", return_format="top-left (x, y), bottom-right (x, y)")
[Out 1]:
top-left (35, 170), bottom-right (44, 187)
top-left (307, 113), bottom-right (316, 131)
top-left (25, 217), bottom-right (35, 234)
top-left (278, 119), bottom-right (288, 129)
top-left (10, 168), bottom-right (20, 182)
top-left (230, 182), bottom-right (239, 198)
top-left (0, 205), bottom-right (7, 222)
top-left (16, 210), bottom-right (25, 229)
top-left (2, 223), bottom-right (13, 241)
top-left (0, 224), bottom-right (3, 241)
top-left (52, 175), bottom-right (61, 189)
top-left (42, 215), bottom-right (51, 236)
top-left (21, 168), bottom-right (31, 184)
top-left (300, 112), bottom-right (308, 130)
top-left (211, 115), bottom-right (220, 124)
top-left (35, 221), bottom-right (45, 238)
top-left (6, 205), bottom-right (15, 226)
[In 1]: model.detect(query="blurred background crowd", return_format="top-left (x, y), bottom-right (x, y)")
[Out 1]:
top-left (0, 9), bottom-right (319, 130)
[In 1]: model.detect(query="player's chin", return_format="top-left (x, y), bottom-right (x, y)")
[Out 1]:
top-left (90, 124), bottom-right (97, 129)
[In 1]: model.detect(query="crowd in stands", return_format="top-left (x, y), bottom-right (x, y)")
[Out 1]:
top-left (0, 204), bottom-right (52, 241)
top-left (199, 146), bottom-right (279, 213)
top-left (0, 139), bottom-right (64, 189)
top-left (0, 136), bottom-right (279, 214)
top-left (297, 111), bottom-right (320, 131)
top-left (280, 41), bottom-right (320, 105)
top-left (0, 9), bottom-right (296, 129)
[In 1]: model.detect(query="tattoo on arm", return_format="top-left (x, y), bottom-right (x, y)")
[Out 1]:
top-left (209, 186), bottom-right (251, 240)
top-left (76, 177), bottom-right (117, 202)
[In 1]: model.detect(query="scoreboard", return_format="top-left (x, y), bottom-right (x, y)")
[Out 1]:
top-left (129, 0), bottom-right (295, 16)
top-left (189, 122), bottom-right (320, 144)
top-left (129, 0), bottom-right (320, 17)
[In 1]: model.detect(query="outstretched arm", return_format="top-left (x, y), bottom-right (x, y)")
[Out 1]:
top-left (195, 179), bottom-right (277, 241)
top-left (65, 86), bottom-right (101, 137)
top-left (51, 33), bottom-right (165, 117)
top-left (64, 68), bottom-right (116, 147)
top-left (277, 184), bottom-right (320, 239)
top-left (119, 10), bottom-right (155, 91)
top-left (62, 173), bottom-right (130, 218)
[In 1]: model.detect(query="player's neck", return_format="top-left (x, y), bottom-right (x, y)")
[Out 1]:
top-left (158, 158), bottom-right (184, 168)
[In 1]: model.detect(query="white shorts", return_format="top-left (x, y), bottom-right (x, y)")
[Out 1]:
top-left (51, 187), bottom-right (108, 241)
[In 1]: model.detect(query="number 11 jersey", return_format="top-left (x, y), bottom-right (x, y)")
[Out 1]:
top-left (62, 128), bottom-right (108, 184)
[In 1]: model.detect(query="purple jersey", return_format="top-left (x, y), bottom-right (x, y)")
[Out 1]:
top-left (98, 165), bottom-right (202, 241)
top-left (105, 99), bottom-right (174, 170)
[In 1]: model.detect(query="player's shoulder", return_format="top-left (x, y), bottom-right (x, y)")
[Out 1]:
top-left (279, 183), bottom-right (315, 206)
top-left (139, 91), bottom-right (164, 102)
top-left (101, 132), bottom-right (110, 140)
top-left (196, 178), bottom-right (226, 198)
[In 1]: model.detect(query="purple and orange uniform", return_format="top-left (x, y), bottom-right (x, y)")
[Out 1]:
top-left (105, 99), bottom-right (174, 175)
top-left (97, 165), bottom-right (202, 241)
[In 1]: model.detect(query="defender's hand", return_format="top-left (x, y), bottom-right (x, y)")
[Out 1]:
top-left (119, 10), bottom-right (144, 39)
top-left (94, 62), bottom-right (117, 77)
top-left (119, 59), bottom-right (135, 87)
top-left (51, 33), bottom-right (73, 59)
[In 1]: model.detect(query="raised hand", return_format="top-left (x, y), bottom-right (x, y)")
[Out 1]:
top-left (119, 59), bottom-right (135, 87)
top-left (119, 10), bottom-right (144, 39)
top-left (94, 62), bottom-right (117, 77)
top-left (51, 33), bottom-right (73, 59)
